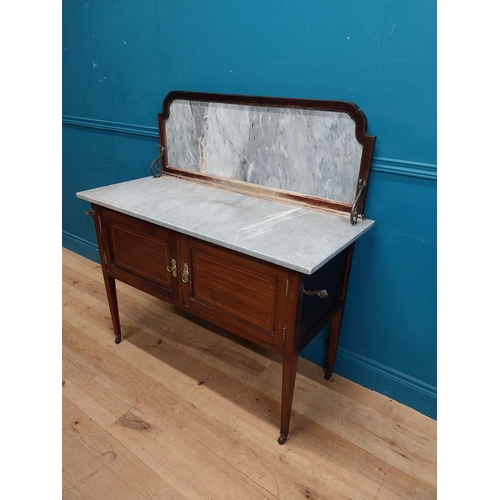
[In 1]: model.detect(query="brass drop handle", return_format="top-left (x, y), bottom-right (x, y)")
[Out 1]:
top-left (299, 285), bottom-right (328, 299)
top-left (166, 258), bottom-right (177, 277)
top-left (181, 263), bottom-right (189, 283)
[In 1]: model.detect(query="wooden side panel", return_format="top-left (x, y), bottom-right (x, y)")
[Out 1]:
top-left (181, 236), bottom-right (291, 350)
top-left (299, 247), bottom-right (349, 346)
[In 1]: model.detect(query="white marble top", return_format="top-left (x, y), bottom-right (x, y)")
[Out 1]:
top-left (76, 176), bottom-right (374, 275)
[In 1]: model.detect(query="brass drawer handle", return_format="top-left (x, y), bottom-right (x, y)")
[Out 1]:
top-left (299, 285), bottom-right (328, 298)
top-left (181, 263), bottom-right (189, 283)
top-left (166, 258), bottom-right (177, 277)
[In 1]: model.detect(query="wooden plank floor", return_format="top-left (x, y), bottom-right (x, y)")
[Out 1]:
top-left (62, 248), bottom-right (436, 500)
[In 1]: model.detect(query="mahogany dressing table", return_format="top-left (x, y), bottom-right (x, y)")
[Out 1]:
top-left (76, 91), bottom-right (376, 444)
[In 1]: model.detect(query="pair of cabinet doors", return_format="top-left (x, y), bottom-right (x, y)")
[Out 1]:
top-left (95, 205), bottom-right (295, 351)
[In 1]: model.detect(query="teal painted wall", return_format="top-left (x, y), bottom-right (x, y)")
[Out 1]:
top-left (62, 0), bottom-right (437, 418)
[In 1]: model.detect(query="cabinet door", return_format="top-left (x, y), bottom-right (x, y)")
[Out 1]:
top-left (180, 236), bottom-right (290, 349)
top-left (97, 207), bottom-right (180, 303)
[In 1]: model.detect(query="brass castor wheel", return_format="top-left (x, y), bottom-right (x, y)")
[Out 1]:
top-left (278, 433), bottom-right (288, 445)
top-left (324, 372), bottom-right (332, 380)
top-left (115, 335), bottom-right (122, 344)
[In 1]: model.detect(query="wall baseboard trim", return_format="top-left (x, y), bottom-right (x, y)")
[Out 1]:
top-left (300, 335), bottom-right (437, 419)
top-left (62, 231), bottom-right (100, 264)
top-left (62, 115), bottom-right (437, 181)
top-left (62, 231), bottom-right (437, 420)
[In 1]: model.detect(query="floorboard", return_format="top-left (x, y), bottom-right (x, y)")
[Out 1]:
top-left (62, 248), bottom-right (436, 500)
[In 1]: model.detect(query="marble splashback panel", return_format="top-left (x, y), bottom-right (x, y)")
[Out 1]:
top-left (165, 100), bottom-right (363, 204)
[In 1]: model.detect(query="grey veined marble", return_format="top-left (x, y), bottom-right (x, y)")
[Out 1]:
top-left (165, 100), bottom-right (363, 204)
top-left (77, 176), bottom-right (375, 275)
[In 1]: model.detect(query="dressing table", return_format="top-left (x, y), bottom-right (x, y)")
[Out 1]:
top-left (76, 91), bottom-right (376, 444)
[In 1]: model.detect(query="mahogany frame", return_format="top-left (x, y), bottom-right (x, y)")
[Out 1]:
top-left (86, 91), bottom-right (376, 444)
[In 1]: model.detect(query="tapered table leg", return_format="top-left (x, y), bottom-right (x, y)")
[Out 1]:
top-left (324, 309), bottom-right (343, 380)
top-left (91, 204), bottom-right (122, 344)
top-left (102, 274), bottom-right (122, 344)
top-left (324, 242), bottom-right (355, 380)
top-left (279, 346), bottom-right (299, 444)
